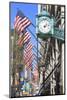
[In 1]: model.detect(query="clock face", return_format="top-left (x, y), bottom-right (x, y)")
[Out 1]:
top-left (39, 18), bottom-right (51, 33)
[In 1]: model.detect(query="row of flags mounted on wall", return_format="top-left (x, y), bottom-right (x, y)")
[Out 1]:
top-left (14, 10), bottom-right (31, 47)
top-left (14, 10), bottom-right (39, 80)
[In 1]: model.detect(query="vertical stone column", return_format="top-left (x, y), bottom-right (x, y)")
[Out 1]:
top-left (55, 39), bottom-right (59, 94)
top-left (60, 6), bottom-right (64, 94)
top-left (50, 46), bottom-right (56, 95)
top-left (50, 56), bottom-right (53, 95)
top-left (60, 44), bottom-right (64, 94)
top-left (52, 46), bottom-right (56, 95)
top-left (39, 68), bottom-right (43, 86)
top-left (50, 39), bottom-right (56, 95)
top-left (55, 39), bottom-right (59, 65)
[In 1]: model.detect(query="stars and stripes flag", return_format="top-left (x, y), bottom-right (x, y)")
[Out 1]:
top-left (23, 41), bottom-right (35, 69)
top-left (24, 42), bottom-right (33, 54)
top-left (23, 52), bottom-right (35, 65)
top-left (26, 63), bottom-right (32, 69)
top-left (23, 42), bottom-right (33, 62)
top-left (14, 10), bottom-right (31, 34)
top-left (25, 60), bottom-right (33, 70)
top-left (25, 55), bottom-right (35, 70)
top-left (16, 30), bottom-right (31, 47)
top-left (23, 51), bottom-right (33, 64)
top-left (24, 50), bottom-right (33, 58)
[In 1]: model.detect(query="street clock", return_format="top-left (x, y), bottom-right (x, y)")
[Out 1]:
top-left (36, 10), bottom-right (64, 42)
top-left (36, 10), bottom-right (54, 40)
top-left (38, 16), bottom-right (52, 34)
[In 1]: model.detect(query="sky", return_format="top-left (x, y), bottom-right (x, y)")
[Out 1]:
top-left (10, 2), bottom-right (39, 68)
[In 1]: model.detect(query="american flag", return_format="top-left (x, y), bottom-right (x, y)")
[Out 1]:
top-left (25, 60), bottom-right (32, 68)
top-left (23, 52), bottom-right (35, 64)
top-left (26, 62), bottom-right (32, 70)
top-left (24, 51), bottom-right (33, 59)
top-left (23, 52), bottom-right (33, 64)
top-left (16, 30), bottom-right (31, 47)
top-left (23, 42), bottom-right (33, 62)
top-left (23, 42), bottom-right (34, 69)
top-left (25, 55), bottom-right (34, 69)
top-left (24, 42), bottom-right (33, 53)
top-left (14, 10), bottom-right (31, 34)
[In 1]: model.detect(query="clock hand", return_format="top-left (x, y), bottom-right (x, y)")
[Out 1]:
top-left (44, 23), bottom-right (48, 28)
top-left (44, 25), bottom-right (46, 28)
